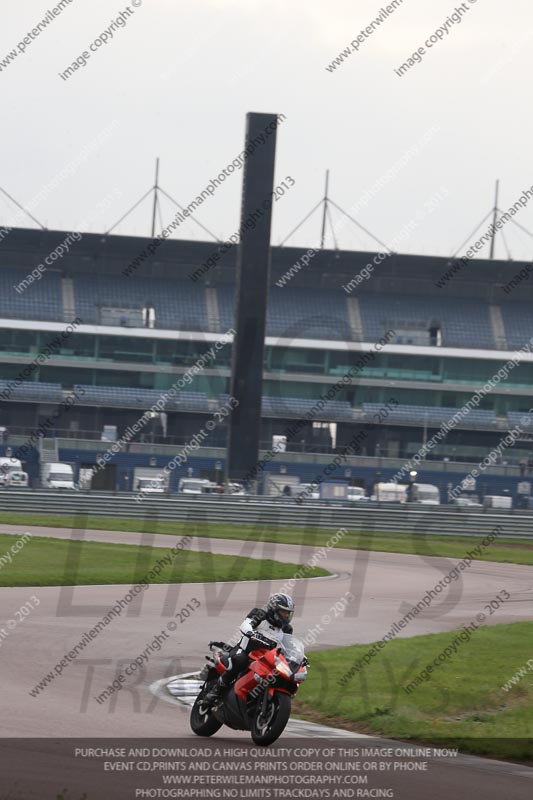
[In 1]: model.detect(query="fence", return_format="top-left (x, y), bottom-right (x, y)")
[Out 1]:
top-left (0, 490), bottom-right (531, 537)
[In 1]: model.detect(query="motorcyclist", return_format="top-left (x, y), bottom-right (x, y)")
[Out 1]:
top-left (204, 593), bottom-right (295, 704)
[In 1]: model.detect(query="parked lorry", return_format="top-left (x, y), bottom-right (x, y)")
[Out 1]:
top-left (133, 467), bottom-right (168, 494)
top-left (178, 478), bottom-right (212, 495)
top-left (264, 474), bottom-right (302, 497)
top-left (319, 481), bottom-right (349, 501)
top-left (41, 462), bottom-right (76, 490)
top-left (451, 493), bottom-right (482, 508)
top-left (411, 483), bottom-right (441, 505)
top-left (371, 483), bottom-right (407, 503)
top-left (347, 486), bottom-right (368, 502)
top-left (135, 476), bottom-right (167, 494)
top-left (483, 495), bottom-right (512, 509)
top-left (4, 470), bottom-right (29, 488)
top-left (0, 457), bottom-right (29, 488)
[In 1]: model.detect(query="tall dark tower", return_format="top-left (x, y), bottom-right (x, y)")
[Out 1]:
top-left (226, 112), bottom-right (279, 484)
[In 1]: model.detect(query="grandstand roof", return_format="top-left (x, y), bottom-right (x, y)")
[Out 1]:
top-left (0, 225), bottom-right (531, 302)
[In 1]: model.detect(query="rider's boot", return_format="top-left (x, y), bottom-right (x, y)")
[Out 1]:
top-left (204, 676), bottom-right (227, 704)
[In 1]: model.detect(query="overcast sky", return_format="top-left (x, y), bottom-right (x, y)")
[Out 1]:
top-left (1, 0), bottom-right (532, 260)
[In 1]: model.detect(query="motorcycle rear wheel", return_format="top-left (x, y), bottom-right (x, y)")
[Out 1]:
top-left (251, 692), bottom-right (291, 746)
top-left (190, 688), bottom-right (223, 737)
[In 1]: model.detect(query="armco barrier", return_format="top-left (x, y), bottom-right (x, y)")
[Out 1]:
top-left (0, 491), bottom-right (532, 537)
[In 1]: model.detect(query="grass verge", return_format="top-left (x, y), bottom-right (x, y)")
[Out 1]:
top-left (1, 511), bottom-right (533, 565)
top-left (295, 621), bottom-right (533, 759)
top-left (0, 533), bottom-right (328, 587)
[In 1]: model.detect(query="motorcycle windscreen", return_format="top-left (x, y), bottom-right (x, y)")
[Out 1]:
top-left (280, 634), bottom-right (305, 669)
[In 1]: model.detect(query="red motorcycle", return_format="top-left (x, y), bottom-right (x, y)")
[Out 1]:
top-left (190, 633), bottom-right (308, 745)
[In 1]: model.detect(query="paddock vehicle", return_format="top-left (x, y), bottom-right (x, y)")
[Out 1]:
top-left (295, 483), bottom-right (320, 500)
top-left (411, 483), bottom-right (440, 504)
top-left (178, 478), bottom-right (212, 494)
top-left (226, 481), bottom-right (247, 495)
top-left (0, 457), bottom-right (26, 487)
top-left (483, 495), bottom-right (512, 509)
top-left (4, 470), bottom-right (29, 488)
top-left (190, 634), bottom-right (308, 745)
top-left (347, 486), bottom-right (368, 501)
top-left (135, 476), bottom-right (166, 494)
top-left (41, 462), bottom-right (75, 490)
top-left (371, 482), bottom-right (407, 503)
top-left (451, 494), bottom-right (482, 508)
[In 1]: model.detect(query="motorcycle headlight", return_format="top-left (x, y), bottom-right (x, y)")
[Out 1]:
top-left (293, 667), bottom-right (308, 682)
top-left (274, 656), bottom-right (292, 678)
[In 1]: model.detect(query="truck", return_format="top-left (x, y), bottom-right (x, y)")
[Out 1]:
top-left (133, 467), bottom-right (168, 494)
top-left (4, 470), bottom-right (29, 488)
top-left (451, 493), bottom-right (482, 508)
top-left (411, 483), bottom-right (441, 505)
top-left (483, 495), bottom-right (512, 509)
top-left (347, 486), bottom-right (368, 502)
top-left (295, 483), bottom-right (320, 501)
top-left (41, 462), bottom-right (76, 490)
top-left (264, 474), bottom-right (302, 497)
top-left (178, 478), bottom-right (212, 495)
top-left (226, 482), bottom-right (247, 496)
top-left (135, 476), bottom-right (167, 494)
top-left (0, 457), bottom-right (29, 488)
top-left (371, 482), bottom-right (407, 503)
top-left (319, 481), bottom-right (349, 501)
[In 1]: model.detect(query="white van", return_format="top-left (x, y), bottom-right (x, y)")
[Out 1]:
top-left (347, 486), bottom-right (368, 502)
top-left (451, 494), bottom-right (482, 508)
top-left (227, 482), bottom-right (246, 496)
top-left (295, 483), bottom-right (320, 500)
top-left (178, 478), bottom-right (211, 495)
top-left (371, 483), bottom-right (407, 503)
top-left (411, 483), bottom-right (441, 505)
top-left (0, 457), bottom-right (25, 486)
top-left (136, 476), bottom-right (166, 494)
top-left (41, 462), bottom-right (76, 490)
top-left (5, 470), bottom-right (29, 488)
top-left (483, 495), bottom-right (512, 509)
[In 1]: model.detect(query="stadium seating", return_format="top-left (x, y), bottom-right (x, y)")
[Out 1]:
top-left (357, 294), bottom-right (495, 349)
top-left (74, 385), bottom-right (210, 412)
top-left (217, 286), bottom-right (352, 340)
top-left (266, 288), bottom-right (352, 340)
top-left (1, 268), bottom-right (527, 353)
top-left (362, 402), bottom-right (497, 429)
top-left (219, 394), bottom-right (353, 420)
top-left (72, 274), bottom-right (209, 331)
top-left (0, 380), bottom-right (62, 403)
top-left (0, 378), bottom-right (354, 420)
top-left (499, 303), bottom-right (533, 350)
top-left (263, 396), bottom-right (352, 419)
top-left (4, 264), bottom-right (533, 359)
top-left (216, 286), bottom-right (236, 334)
top-left (507, 411), bottom-right (533, 431)
top-left (0, 269), bottom-right (63, 321)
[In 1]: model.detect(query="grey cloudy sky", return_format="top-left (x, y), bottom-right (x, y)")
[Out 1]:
top-left (1, 0), bottom-right (532, 260)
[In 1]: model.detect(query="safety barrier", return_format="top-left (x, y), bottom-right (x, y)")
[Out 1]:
top-left (0, 490), bottom-right (531, 537)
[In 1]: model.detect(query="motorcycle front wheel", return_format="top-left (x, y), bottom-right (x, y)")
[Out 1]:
top-left (251, 692), bottom-right (291, 746)
top-left (190, 687), bottom-right (223, 737)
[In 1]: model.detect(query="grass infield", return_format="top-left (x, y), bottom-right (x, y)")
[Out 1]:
top-left (295, 621), bottom-right (533, 760)
top-left (0, 532), bottom-right (328, 587)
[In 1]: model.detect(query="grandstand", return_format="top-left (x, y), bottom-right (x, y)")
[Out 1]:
top-left (1, 225), bottom-right (533, 500)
